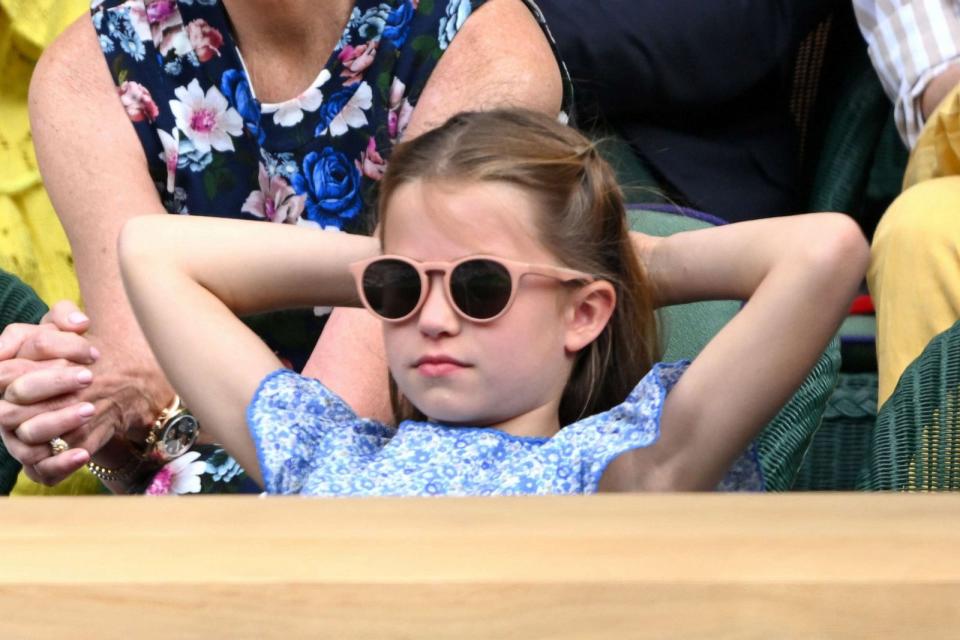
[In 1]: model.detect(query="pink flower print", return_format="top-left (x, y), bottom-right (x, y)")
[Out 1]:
top-left (145, 451), bottom-right (205, 495)
top-left (145, 0), bottom-right (176, 24)
top-left (138, 0), bottom-right (190, 57)
top-left (157, 129), bottom-right (179, 193)
top-left (338, 40), bottom-right (378, 86)
top-left (355, 137), bottom-right (386, 181)
top-left (242, 163), bottom-right (306, 223)
top-left (145, 466), bottom-right (173, 495)
top-left (387, 78), bottom-right (413, 143)
top-left (186, 19), bottom-right (223, 62)
top-left (170, 78), bottom-right (244, 153)
top-left (118, 80), bottom-right (159, 123)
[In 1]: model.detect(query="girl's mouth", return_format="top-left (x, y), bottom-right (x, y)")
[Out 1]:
top-left (414, 355), bottom-right (469, 377)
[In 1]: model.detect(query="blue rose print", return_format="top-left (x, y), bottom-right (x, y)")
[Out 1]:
top-left (220, 69), bottom-right (265, 144)
top-left (292, 147), bottom-right (363, 226)
top-left (314, 87), bottom-right (356, 137)
top-left (383, 1), bottom-right (416, 49)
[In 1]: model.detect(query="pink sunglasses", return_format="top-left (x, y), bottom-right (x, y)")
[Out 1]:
top-left (349, 254), bottom-right (594, 323)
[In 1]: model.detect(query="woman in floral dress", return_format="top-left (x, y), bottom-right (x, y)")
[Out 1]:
top-left (0, 0), bottom-right (570, 493)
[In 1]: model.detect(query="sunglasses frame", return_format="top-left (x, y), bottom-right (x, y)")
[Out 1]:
top-left (349, 254), bottom-right (595, 323)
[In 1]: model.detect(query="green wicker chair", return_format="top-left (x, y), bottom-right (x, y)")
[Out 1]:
top-left (628, 206), bottom-right (841, 491)
top-left (856, 320), bottom-right (960, 491)
top-left (0, 269), bottom-right (48, 494)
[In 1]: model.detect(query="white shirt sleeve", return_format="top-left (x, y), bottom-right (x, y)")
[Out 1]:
top-left (853, 0), bottom-right (960, 147)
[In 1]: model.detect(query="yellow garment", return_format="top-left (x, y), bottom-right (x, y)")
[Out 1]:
top-left (0, 0), bottom-right (85, 305)
top-left (1, 0), bottom-right (100, 495)
top-left (868, 82), bottom-right (960, 407)
top-left (902, 83), bottom-right (960, 189)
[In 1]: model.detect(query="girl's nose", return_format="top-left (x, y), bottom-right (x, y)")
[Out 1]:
top-left (417, 273), bottom-right (461, 338)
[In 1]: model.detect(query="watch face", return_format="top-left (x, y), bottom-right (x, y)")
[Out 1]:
top-left (160, 413), bottom-right (200, 459)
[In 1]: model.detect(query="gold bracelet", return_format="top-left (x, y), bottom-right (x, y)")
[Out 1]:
top-left (86, 457), bottom-right (140, 483)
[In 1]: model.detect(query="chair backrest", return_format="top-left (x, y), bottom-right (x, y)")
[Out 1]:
top-left (857, 320), bottom-right (960, 491)
top-left (627, 206), bottom-right (841, 491)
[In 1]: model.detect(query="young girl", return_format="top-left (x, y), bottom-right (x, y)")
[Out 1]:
top-left (116, 109), bottom-right (868, 494)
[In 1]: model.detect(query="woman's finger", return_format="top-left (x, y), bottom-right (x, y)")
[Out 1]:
top-left (3, 366), bottom-right (93, 406)
top-left (0, 393), bottom-right (80, 432)
top-left (1, 431), bottom-right (57, 467)
top-left (0, 323), bottom-right (45, 361)
top-left (16, 329), bottom-right (99, 364)
top-left (13, 402), bottom-right (96, 445)
top-left (26, 448), bottom-right (90, 487)
top-left (40, 301), bottom-right (90, 334)
top-left (0, 357), bottom-right (44, 393)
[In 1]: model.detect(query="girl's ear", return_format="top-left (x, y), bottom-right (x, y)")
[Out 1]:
top-left (564, 281), bottom-right (616, 354)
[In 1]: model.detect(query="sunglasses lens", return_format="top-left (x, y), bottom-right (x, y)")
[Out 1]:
top-left (362, 259), bottom-right (421, 320)
top-left (451, 259), bottom-right (512, 320)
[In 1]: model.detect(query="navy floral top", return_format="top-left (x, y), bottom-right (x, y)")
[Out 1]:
top-left (92, 0), bottom-right (572, 370)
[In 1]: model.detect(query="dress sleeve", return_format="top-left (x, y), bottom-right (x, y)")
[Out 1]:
top-left (565, 361), bottom-right (688, 493)
top-left (246, 369), bottom-right (393, 494)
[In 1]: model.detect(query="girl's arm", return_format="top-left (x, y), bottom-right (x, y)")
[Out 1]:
top-left (118, 216), bottom-right (379, 487)
top-left (618, 214), bottom-right (868, 490)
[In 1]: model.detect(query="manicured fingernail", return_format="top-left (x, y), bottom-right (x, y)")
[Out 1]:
top-left (89, 346), bottom-right (101, 361)
top-left (78, 403), bottom-right (95, 417)
top-left (76, 369), bottom-right (93, 384)
top-left (68, 312), bottom-right (89, 325)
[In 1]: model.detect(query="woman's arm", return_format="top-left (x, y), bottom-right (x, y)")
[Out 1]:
top-left (118, 216), bottom-right (379, 486)
top-left (616, 214), bottom-right (868, 490)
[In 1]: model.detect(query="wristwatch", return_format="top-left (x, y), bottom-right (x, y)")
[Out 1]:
top-left (87, 395), bottom-right (201, 483)
top-left (130, 395), bottom-right (201, 464)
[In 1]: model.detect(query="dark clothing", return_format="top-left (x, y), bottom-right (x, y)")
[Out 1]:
top-left (540, 0), bottom-right (839, 221)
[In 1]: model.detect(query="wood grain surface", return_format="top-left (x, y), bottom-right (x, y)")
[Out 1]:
top-left (0, 494), bottom-right (957, 638)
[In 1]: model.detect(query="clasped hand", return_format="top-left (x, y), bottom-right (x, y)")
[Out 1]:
top-left (0, 301), bottom-right (101, 485)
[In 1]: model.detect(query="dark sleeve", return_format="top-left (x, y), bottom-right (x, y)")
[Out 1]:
top-left (537, 0), bottom-right (838, 117)
top-left (0, 270), bottom-right (47, 494)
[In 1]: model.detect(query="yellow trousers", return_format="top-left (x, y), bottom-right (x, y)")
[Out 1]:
top-left (868, 82), bottom-right (960, 408)
top-left (868, 177), bottom-right (960, 406)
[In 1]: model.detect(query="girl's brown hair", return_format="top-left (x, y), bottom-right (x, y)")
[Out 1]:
top-left (379, 109), bottom-right (660, 426)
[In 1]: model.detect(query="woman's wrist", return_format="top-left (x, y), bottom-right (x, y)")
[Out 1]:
top-left (83, 366), bottom-right (174, 492)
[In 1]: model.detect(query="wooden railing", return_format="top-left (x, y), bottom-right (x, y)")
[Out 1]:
top-left (0, 494), bottom-right (958, 638)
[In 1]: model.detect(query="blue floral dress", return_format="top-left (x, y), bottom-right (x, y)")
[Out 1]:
top-left (91, 0), bottom-right (573, 494)
top-left (247, 361), bottom-right (764, 495)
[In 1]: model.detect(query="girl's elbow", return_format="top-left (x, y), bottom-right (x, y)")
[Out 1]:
top-left (806, 213), bottom-right (870, 285)
top-left (116, 215), bottom-right (164, 276)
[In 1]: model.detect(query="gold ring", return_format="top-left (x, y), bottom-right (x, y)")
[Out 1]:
top-left (49, 437), bottom-right (69, 457)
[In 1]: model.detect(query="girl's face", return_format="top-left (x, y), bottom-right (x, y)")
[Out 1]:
top-left (380, 178), bottom-right (580, 437)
